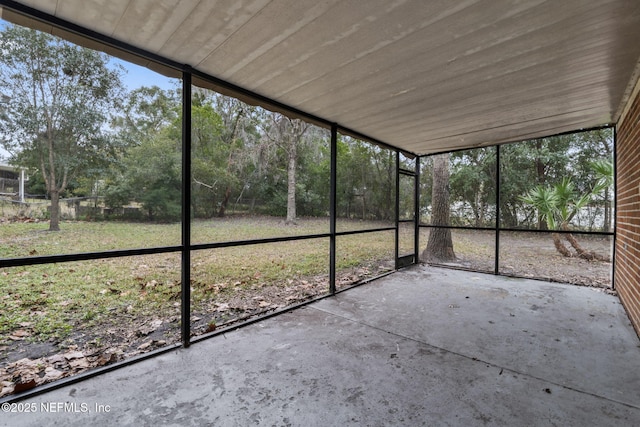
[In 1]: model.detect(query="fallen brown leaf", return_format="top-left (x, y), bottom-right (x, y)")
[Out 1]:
top-left (43, 367), bottom-right (64, 381)
top-left (13, 378), bottom-right (37, 393)
top-left (69, 358), bottom-right (90, 370)
top-left (63, 351), bottom-right (85, 360)
top-left (137, 342), bottom-right (150, 350)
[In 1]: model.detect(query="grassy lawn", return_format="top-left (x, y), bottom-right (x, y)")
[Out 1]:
top-left (1, 219), bottom-right (611, 351)
top-left (0, 217), bottom-right (395, 357)
top-left (0, 221), bottom-right (182, 257)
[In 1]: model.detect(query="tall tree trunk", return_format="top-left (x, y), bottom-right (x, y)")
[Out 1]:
top-left (49, 189), bottom-right (61, 231)
top-left (218, 187), bottom-right (231, 218)
top-left (362, 193), bottom-right (366, 220)
top-left (263, 115), bottom-right (307, 225)
top-left (604, 194), bottom-right (611, 232)
top-left (385, 151), bottom-right (394, 220)
top-left (422, 153), bottom-right (456, 262)
top-left (286, 136), bottom-right (297, 225)
top-left (217, 108), bottom-right (245, 217)
top-left (44, 131), bottom-right (61, 232)
top-left (534, 139), bottom-right (548, 230)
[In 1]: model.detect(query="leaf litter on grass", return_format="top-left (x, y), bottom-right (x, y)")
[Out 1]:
top-left (1, 217), bottom-right (395, 397)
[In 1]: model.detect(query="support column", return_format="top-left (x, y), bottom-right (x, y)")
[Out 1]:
top-left (181, 67), bottom-right (192, 347)
top-left (329, 123), bottom-right (337, 294)
top-left (495, 145), bottom-right (501, 275)
top-left (19, 168), bottom-right (25, 203)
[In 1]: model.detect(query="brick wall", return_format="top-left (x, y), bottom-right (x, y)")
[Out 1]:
top-left (616, 76), bottom-right (640, 337)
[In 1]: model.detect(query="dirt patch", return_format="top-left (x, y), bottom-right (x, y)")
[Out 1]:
top-left (427, 229), bottom-right (613, 290)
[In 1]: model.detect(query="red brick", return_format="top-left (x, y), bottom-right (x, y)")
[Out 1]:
top-left (616, 80), bottom-right (640, 338)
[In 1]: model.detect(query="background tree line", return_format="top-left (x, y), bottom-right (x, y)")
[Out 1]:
top-left (421, 130), bottom-right (613, 262)
top-left (1, 24), bottom-right (613, 237)
top-left (0, 23), bottom-right (400, 227)
top-left (421, 129), bottom-right (613, 232)
top-left (103, 85), bottom-right (399, 223)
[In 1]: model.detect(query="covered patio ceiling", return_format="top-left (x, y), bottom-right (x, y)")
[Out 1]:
top-left (2, 0), bottom-right (640, 155)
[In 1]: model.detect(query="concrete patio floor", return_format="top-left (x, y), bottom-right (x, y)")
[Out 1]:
top-left (3, 265), bottom-right (640, 426)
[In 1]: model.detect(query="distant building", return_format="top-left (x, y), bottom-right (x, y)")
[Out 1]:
top-left (0, 161), bottom-right (27, 202)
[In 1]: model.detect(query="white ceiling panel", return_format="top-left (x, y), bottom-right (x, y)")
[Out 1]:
top-left (159, 0), bottom-right (271, 65)
top-left (1, 0), bottom-right (639, 154)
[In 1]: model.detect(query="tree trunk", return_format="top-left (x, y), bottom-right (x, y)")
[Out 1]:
top-left (286, 137), bottom-right (297, 225)
top-left (361, 193), bottom-right (367, 220)
top-left (552, 232), bottom-right (572, 257)
top-left (385, 151), bottom-right (394, 220)
top-left (217, 108), bottom-right (245, 218)
top-left (49, 189), bottom-right (61, 231)
top-left (218, 186), bottom-right (231, 217)
top-left (534, 139), bottom-right (548, 231)
top-left (422, 153), bottom-right (456, 262)
top-left (604, 195), bottom-right (611, 232)
top-left (560, 224), bottom-right (610, 262)
top-left (424, 227), bottom-right (456, 262)
top-left (44, 131), bottom-right (61, 231)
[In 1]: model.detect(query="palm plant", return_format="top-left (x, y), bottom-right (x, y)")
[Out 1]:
top-left (521, 180), bottom-right (574, 257)
top-left (590, 159), bottom-right (614, 193)
top-left (520, 162), bottom-right (612, 261)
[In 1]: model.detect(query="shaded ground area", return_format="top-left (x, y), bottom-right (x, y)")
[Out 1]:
top-left (423, 229), bottom-right (612, 289)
